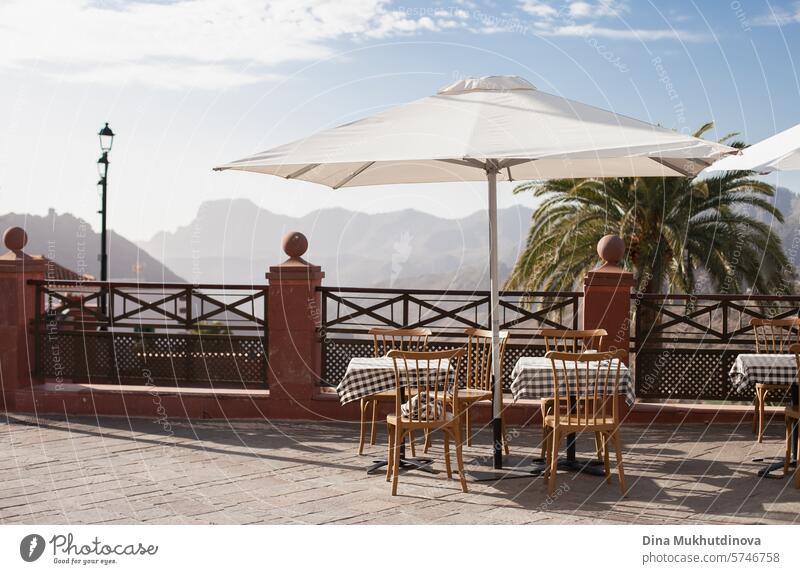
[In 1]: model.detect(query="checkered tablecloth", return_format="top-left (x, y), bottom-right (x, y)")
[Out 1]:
top-left (730, 354), bottom-right (797, 393)
top-left (510, 356), bottom-right (635, 405)
top-left (336, 357), bottom-right (452, 405)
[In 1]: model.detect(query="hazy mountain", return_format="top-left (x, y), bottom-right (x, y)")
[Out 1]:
top-left (9, 185), bottom-right (799, 292)
top-left (138, 199), bottom-right (535, 289)
top-left (762, 187), bottom-right (800, 255)
top-left (0, 209), bottom-right (184, 282)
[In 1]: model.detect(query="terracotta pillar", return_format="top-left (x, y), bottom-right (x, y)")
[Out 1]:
top-left (0, 228), bottom-right (46, 410)
top-left (582, 235), bottom-right (634, 363)
top-left (265, 232), bottom-right (325, 412)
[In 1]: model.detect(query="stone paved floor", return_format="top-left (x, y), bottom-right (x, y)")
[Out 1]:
top-left (2, 413), bottom-right (800, 524)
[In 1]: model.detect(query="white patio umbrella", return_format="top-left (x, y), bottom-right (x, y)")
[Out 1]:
top-left (215, 75), bottom-right (734, 473)
top-left (703, 122), bottom-right (800, 174)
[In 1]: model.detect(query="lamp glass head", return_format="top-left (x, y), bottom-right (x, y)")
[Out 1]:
top-left (98, 123), bottom-right (114, 152)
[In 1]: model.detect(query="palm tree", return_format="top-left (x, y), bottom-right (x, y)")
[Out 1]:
top-left (506, 123), bottom-right (793, 296)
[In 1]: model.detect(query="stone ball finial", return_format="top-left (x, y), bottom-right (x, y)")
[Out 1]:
top-left (282, 231), bottom-right (308, 259)
top-left (597, 234), bottom-right (625, 267)
top-left (4, 227), bottom-right (28, 252)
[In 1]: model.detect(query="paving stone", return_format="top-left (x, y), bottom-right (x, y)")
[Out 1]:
top-left (2, 415), bottom-right (800, 524)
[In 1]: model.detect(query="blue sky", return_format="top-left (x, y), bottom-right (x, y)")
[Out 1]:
top-left (1, 0), bottom-right (799, 240)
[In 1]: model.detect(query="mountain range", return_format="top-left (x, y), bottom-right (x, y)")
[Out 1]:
top-left (6, 185), bottom-right (799, 291)
top-left (137, 199), bottom-right (534, 289)
top-left (0, 209), bottom-right (183, 282)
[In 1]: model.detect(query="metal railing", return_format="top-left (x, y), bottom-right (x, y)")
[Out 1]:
top-left (30, 280), bottom-right (268, 389)
top-left (318, 286), bottom-right (583, 388)
top-left (631, 293), bottom-right (800, 401)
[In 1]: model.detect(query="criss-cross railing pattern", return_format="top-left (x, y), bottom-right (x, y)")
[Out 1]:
top-left (30, 280), bottom-right (267, 388)
top-left (318, 286), bottom-right (582, 388)
top-left (632, 293), bottom-right (800, 401)
top-left (34, 280), bottom-right (266, 331)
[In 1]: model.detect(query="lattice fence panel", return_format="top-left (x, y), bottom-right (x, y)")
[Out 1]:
top-left (321, 338), bottom-right (374, 387)
top-left (39, 331), bottom-right (266, 388)
top-left (634, 348), bottom-right (753, 401)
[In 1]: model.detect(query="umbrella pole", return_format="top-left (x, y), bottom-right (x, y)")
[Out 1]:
top-left (464, 167), bottom-right (532, 481)
top-left (487, 168), bottom-right (503, 470)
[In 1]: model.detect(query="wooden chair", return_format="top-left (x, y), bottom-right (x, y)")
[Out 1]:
top-left (386, 348), bottom-right (468, 495)
top-left (357, 327), bottom-right (431, 455)
top-left (783, 343), bottom-right (800, 486)
top-left (460, 328), bottom-right (510, 451)
top-left (539, 329), bottom-right (607, 459)
top-left (543, 349), bottom-right (628, 496)
top-left (751, 318), bottom-right (800, 443)
top-left (423, 328), bottom-right (509, 453)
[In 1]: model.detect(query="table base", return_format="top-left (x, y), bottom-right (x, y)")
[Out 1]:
top-left (526, 457), bottom-right (608, 477)
top-left (464, 468), bottom-right (538, 481)
top-left (755, 457), bottom-right (795, 478)
top-left (366, 457), bottom-right (435, 475)
top-left (463, 456), bottom-right (607, 481)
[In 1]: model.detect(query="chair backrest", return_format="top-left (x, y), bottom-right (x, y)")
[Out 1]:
top-left (751, 318), bottom-right (800, 353)
top-left (369, 327), bottom-right (432, 358)
top-left (387, 348), bottom-right (464, 423)
top-left (464, 328), bottom-right (509, 392)
top-left (790, 344), bottom-right (800, 372)
top-left (541, 329), bottom-right (607, 353)
top-left (545, 349), bottom-right (626, 427)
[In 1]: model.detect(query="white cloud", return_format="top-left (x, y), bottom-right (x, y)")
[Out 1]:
top-left (568, 2), bottom-right (593, 17)
top-left (0, 0), bottom-right (709, 90)
top-left (542, 23), bottom-right (707, 42)
top-left (754, 2), bottom-right (800, 26)
top-left (519, 1), bottom-right (558, 18)
top-left (513, 0), bottom-right (702, 41)
top-left (0, 0), bottom-right (448, 89)
top-left (568, 0), bottom-right (628, 19)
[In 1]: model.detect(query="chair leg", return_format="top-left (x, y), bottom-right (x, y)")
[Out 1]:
top-left (391, 428), bottom-right (403, 496)
top-left (409, 430), bottom-right (417, 457)
top-left (454, 424), bottom-right (468, 493)
top-left (548, 429), bottom-right (561, 495)
top-left (758, 388), bottom-right (767, 443)
top-left (386, 423), bottom-right (395, 482)
top-left (423, 429), bottom-right (432, 454)
top-left (502, 418), bottom-right (510, 455)
top-left (602, 432), bottom-right (611, 483)
top-left (540, 405), bottom-right (547, 459)
top-left (370, 401), bottom-right (379, 445)
top-left (594, 431), bottom-right (603, 463)
top-left (542, 425), bottom-right (552, 472)
top-left (785, 417), bottom-right (792, 476)
top-left (795, 424), bottom-right (800, 490)
top-left (753, 395), bottom-right (759, 434)
top-left (542, 426), bottom-right (552, 482)
top-left (466, 408), bottom-right (472, 447)
top-left (611, 429), bottom-right (627, 496)
top-left (443, 430), bottom-right (452, 479)
top-left (358, 399), bottom-right (369, 455)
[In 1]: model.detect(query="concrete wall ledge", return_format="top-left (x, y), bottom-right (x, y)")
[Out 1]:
top-left (38, 382), bottom-right (270, 398)
top-left (6, 384), bottom-right (769, 428)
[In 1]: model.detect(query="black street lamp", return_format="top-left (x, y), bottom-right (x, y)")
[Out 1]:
top-left (97, 123), bottom-right (114, 315)
top-left (99, 122), bottom-right (114, 153)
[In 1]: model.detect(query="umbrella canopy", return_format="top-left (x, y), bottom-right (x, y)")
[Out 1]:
top-left (215, 76), bottom-right (734, 183)
top-left (215, 75), bottom-right (735, 475)
top-left (703, 122), bottom-right (800, 174)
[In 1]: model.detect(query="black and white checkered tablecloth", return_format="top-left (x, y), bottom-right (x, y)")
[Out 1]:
top-left (510, 356), bottom-right (635, 405)
top-left (730, 354), bottom-right (797, 392)
top-left (336, 357), bottom-right (452, 405)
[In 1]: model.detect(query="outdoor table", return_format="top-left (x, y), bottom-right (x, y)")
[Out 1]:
top-left (337, 356), bottom-right (451, 475)
top-left (729, 353), bottom-right (798, 477)
top-left (510, 356), bottom-right (634, 476)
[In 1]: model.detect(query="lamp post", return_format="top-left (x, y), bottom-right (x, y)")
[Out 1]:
top-left (97, 123), bottom-right (114, 316)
